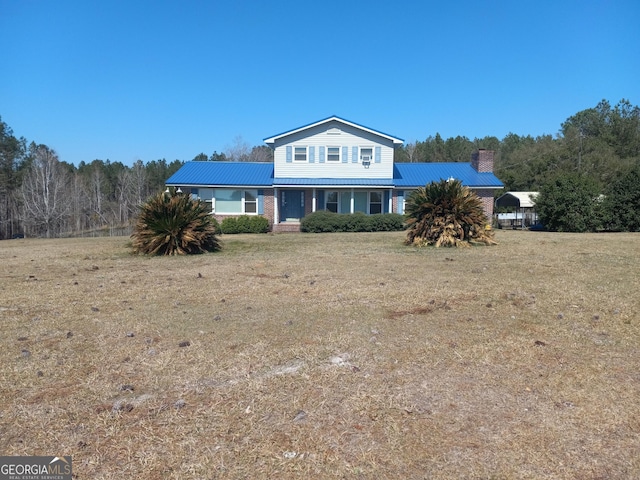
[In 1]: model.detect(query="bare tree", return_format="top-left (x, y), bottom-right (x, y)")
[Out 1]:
top-left (130, 159), bottom-right (148, 206)
top-left (21, 144), bottom-right (70, 237)
top-left (85, 160), bottom-right (108, 227)
top-left (225, 135), bottom-right (251, 161)
top-left (405, 142), bottom-right (418, 163)
top-left (115, 168), bottom-right (131, 224)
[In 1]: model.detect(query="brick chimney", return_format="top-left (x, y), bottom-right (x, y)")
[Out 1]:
top-left (471, 149), bottom-right (494, 173)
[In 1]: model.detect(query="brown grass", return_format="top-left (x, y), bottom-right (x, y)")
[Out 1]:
top-left (1, 231), bottom-right (639, 479)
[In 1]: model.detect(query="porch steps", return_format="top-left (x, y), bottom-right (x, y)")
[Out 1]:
top-left (272, 222), bottom-right (301, 233)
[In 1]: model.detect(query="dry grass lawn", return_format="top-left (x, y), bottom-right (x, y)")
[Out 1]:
top-left (1, 230), bottom-right (639, 479)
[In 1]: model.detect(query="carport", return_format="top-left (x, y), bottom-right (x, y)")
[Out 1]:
top-left (495, 191), bottom-right (539, 229)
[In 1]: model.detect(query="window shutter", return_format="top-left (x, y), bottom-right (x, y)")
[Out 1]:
top-left (319, 146), bottom-right (325, 163)
top-left (383, 190), bottom-right (389, 213)
top-left (317, 190), bottom-right (325, 209)
top-left (286, 146), bottom-right (292, 163)
top-left (258, 189), bottom-right (264, 214)
top-left (309, 146), bottom-right (315, 163)
top-left (342, 146), bottom-right (348, 163)
top-left (375, 146), bottom-right (381, 163)
top-left (352, 146), bottom-right (358, 163)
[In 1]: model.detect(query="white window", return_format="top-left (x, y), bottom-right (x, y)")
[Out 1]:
top-left (244, 190), bottom-right (257, 213)
top-left (369, 191), bottom-right (382, 214)
top-left (360, 147), bottom-right (373, 164)
top-left (327, 146), bottom-right (340, 162)
top-left (324, 190), bottom-right (383, 214)
top-left (213, 189), bottom-right (258, 214)
top-left (326, 191), bottom-right (338, 212)
top-left (198, 188), bottom-right (214, 211)
top-left (294, 146), bottom-right (307, 162)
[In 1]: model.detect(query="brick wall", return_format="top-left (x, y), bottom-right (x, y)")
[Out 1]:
top-left (263, 189), bottom-right (275, 228)
top-left (474, 189), bottom-right (495, 219)
top-left (471, 149), bottom-right (494, 173)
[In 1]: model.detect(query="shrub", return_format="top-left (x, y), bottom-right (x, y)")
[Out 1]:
top-left (602, 164), bottom-right (640, 231)
top-left (370, 213), bottom-right (406, 231)
top-left (131, 189), bottom-right (221, 255)
top-left (219, 215), bottom-right (270, 234)
top-left (404, 179), bottom-right (496, 247)
top-left (300, 211), bottom-right (405, 233)
top-left (344, 212), bottom-right (370, 232)
top-left (535, 174), bottom-right (602, 232)
top-left (249, 215), bottom-right (270, 233)
top-left (220, 217), bottom-right (238, 234)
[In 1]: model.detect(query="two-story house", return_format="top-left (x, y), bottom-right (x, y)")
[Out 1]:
top-left (165, 116), bottom-right (503, 232)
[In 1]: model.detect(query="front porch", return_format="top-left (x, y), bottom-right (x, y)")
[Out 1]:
top-left (272, 186), bottom-right (396, 232)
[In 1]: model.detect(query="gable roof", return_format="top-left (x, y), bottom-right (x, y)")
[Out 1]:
top-left (166, 162), bottom-right (274, 187)
top-left (263, 116), bottom-right (404, 146)
top-left (394, 163), bottom-right (503, 188)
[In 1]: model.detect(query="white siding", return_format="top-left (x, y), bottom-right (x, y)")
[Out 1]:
top-left (273, 120), bottom-right (395, 179)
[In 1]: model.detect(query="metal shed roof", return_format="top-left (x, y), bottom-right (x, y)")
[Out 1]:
top-left (495, 191), bottom-right (539, 208)
top-left (394, 163), bottom-right (503, 188)
top-left (166, 162), bottom-right (274, 187)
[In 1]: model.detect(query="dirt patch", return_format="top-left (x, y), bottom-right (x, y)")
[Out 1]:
top-left (1, 231), bottom-right (639, 478)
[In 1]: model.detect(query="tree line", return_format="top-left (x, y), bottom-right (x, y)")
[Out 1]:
top-left (396, 99), bottom-right (640, 192)
top-left (1, 98), bottom-right (638, 238)
top-left (0, 125), bottom-right (184, 239)
top-left (398, 99), bottom-right (640, 232)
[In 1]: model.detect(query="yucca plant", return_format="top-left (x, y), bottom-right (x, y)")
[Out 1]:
top-left (131, 189), bottom-right (221, 255)
top-left (404, 179), bottom-right (496, 247)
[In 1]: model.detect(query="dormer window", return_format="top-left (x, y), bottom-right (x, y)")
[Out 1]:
top-left (294, 146), bottom-right (307, 162)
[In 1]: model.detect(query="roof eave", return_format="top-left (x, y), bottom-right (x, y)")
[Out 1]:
top-left (264, 116), bottom-right (404, 145)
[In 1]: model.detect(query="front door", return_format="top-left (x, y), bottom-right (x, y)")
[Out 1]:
top-left (281, 190), bottom-right (304, 221)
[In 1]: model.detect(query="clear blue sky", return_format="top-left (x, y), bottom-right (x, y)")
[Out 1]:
top-left (1, 0), bottom-right (638, 166)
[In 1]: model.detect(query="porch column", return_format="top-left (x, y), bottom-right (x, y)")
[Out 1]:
top-left (312, 188), bottom-right (317, 212)
top-left (388, 188), bottom-right (393, 213)
top-left (274, 188), bottom-right (279, 224)
top-left (350, 189), bottom-right (354, 213)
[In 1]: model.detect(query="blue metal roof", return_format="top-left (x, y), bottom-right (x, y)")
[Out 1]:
top-left (166, 162), bottom-right (274, 187)
top-left (166, 161), bottom-right (503, 189)
top-left (394, 163), bottom-right (503, 188)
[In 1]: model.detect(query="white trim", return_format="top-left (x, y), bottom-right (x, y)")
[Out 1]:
top-left (212, 188), bottom-right (259, 215)
top-left (264, 116), bottom-right (404, 146)
top-left (326, 146), bottom-right (341, 162)
top-left (273, 188), bottom-right (279, 224)
top-left (369, 191), bottom-right (383, 214)
top-left (293, 146), bottom-right (308, 162)
top-left (359, 146), bottom-right (374, 164)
